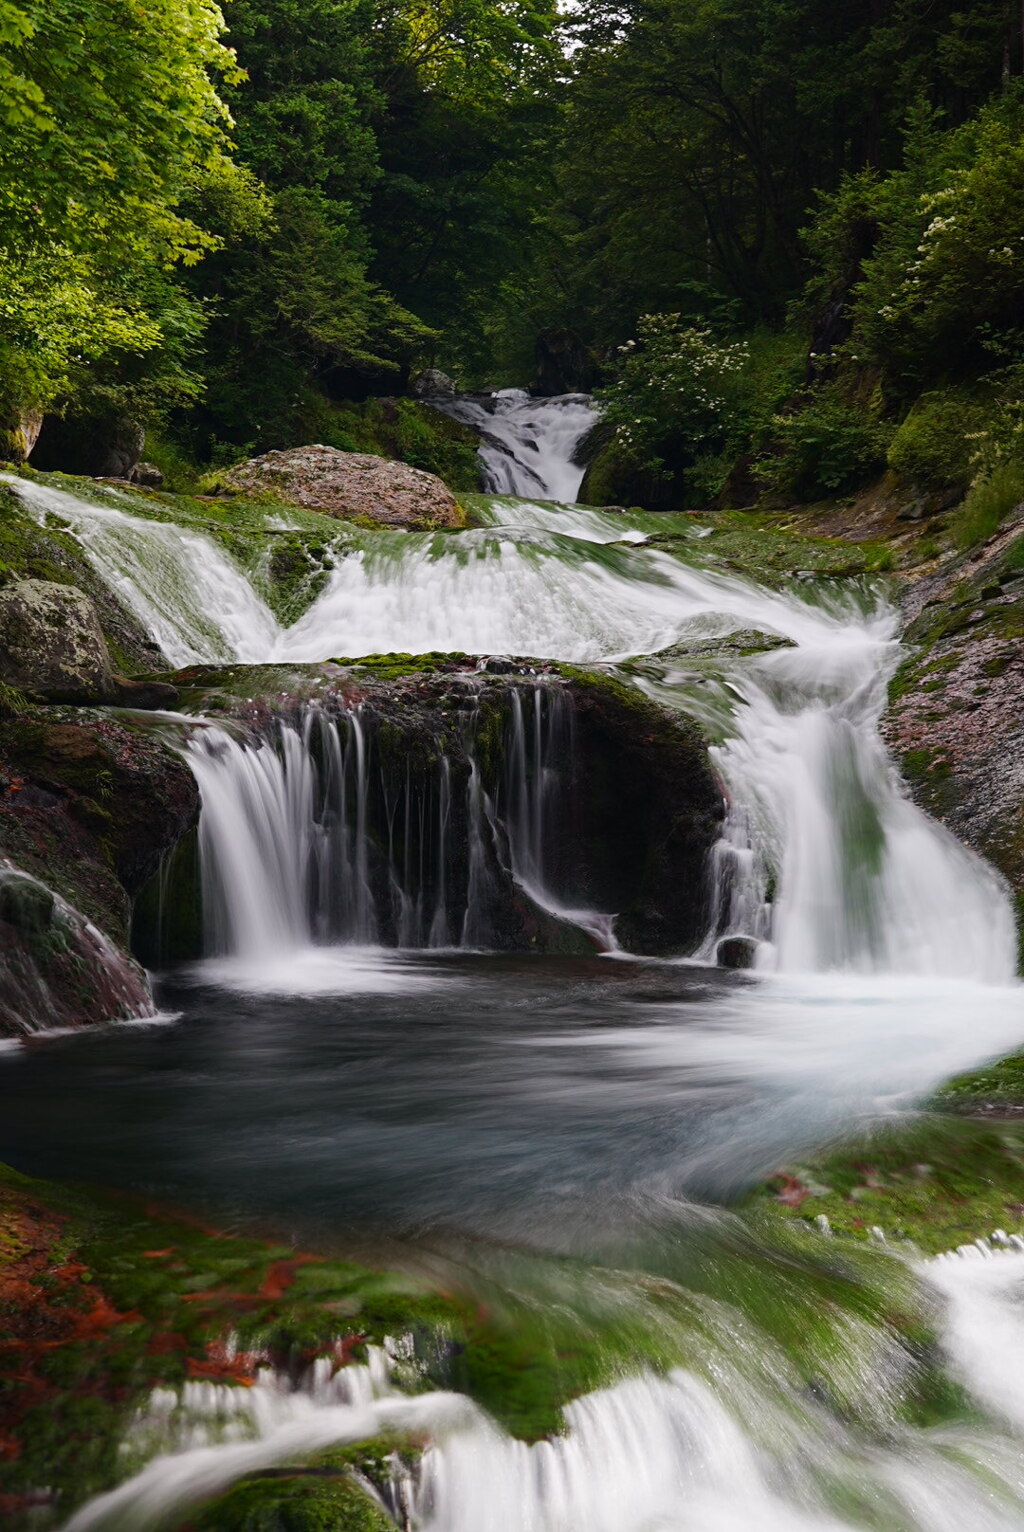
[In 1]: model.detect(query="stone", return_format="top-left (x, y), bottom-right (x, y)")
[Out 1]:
top-left (0, 581), bottom-right (117, 702)
top-left (716, 934), bottom-right (761, 969)
top-left (31, 411), bottom-right (145, 478)
top-left (112, 676), bottom-right (181, 711)
top-left (410, 367), bottom-right (457, 397)
top-left (129, 461), bottom-right (164, 488)
top-left (221, 445), bottom-right (465, 530)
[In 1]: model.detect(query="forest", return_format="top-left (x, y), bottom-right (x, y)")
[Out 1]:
top-left (3, 0), bottom-right (1024, 531)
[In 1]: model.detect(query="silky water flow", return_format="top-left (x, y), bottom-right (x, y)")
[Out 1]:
top-left (4, 399), bottom-right (1024, 1532)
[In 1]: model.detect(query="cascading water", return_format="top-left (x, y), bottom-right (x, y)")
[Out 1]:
top-left (59, 1248), bottom-right (1024, 1532)
top-left (429, 389), bottom-right (599, 500)
top-left (3, 473), bottom-right (279, 666)
top-left (8, 422), bottom-right (1024, 1532)
top-left (10, 469), bottom-right (1013, 980)
top-left (184, 682), bottom-right (614, 980)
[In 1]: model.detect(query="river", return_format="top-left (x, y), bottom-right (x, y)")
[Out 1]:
top-left (3, 398), bottom-right (1024, 1530)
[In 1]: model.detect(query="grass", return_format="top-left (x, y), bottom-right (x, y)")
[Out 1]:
top-left (951, 459), bottom-right (1024, 549)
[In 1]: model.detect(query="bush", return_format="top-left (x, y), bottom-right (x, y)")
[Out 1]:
top-left (887, 389), bottom-right (988, 490)
top-left (757, 389), bottom-right (892, 501)
top-left (598, 316), bottom-right (750, 476)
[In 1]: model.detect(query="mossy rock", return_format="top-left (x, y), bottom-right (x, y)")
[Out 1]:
top-left (188, 1472), bottom-right (394, 1532)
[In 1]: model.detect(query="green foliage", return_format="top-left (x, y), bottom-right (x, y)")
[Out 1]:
top-left (600, 318), bottom-right (750, 475)
top-left (757, 388), bottom-right (892, 501)
top-left (950, 459), bottom-right (1024, 550)
top-left (887, 389), bottom-right (987, 490)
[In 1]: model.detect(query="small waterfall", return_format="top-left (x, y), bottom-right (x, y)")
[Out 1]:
top-left (430, 390), bottom-right (599, 501)
top-left (4, 474), bottom-right (279, 666)
top-left (689, 606), bottom-right (1018, 980)
top-left (0, 861), bottom-right (153, 1033)
top-left (182, 685), bottom-right (616, 971)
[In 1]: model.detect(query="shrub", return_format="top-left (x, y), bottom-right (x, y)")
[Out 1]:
top-left (598, 316), bottom-right (750, 476)
top-left (756, 389), bottom-right (892, 501)
top-left (887, 389), bottom-right (987, 489)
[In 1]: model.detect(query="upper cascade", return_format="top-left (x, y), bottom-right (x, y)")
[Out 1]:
top-left (429, 389), bottom-right (599, 501)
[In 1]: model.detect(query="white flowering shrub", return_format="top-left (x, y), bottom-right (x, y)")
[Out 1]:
top-left (599, 315), bottom-right (750, 479)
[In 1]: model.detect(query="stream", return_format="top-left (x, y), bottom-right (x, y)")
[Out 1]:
top-left (3, 397), bottom-right (1024, 1529)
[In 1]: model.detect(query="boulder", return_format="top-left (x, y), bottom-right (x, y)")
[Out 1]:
top-left (716, 934), bottom-right (761, 969)
top-left (411, 367), bottom-right (458, 398)
top-left (221, 444), bottom-right (465, 530)
top-left (0, 862), bottom-right (152, 1037)
top-left (129, 460), bottom-right (164, 488)
top-left (0, 581), bottom-right (118, 702)
top-left (0, 407), bottom-right (42, 464)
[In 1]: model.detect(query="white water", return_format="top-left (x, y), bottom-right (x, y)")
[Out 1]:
top-left (4, 474), bottom-right (279, 666)
top-left (431, 389), bottom-right (598, 500)
top-left (63, 1251), bottom-right (1024, 1532)
top-left (185, 683), bottom-right (618, 978)
top-left (6, 471), bottom-right (1017, 980)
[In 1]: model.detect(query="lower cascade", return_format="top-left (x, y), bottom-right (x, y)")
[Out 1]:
top-left (187, 682), bottom-right (605, 960)
top-left (5, 434), bottom-right (1024, 1532)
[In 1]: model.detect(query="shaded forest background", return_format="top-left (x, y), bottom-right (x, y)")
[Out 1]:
top-left (3, 0), bottom-right (1024, 531)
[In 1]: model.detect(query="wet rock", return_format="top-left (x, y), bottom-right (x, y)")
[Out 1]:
top-left (112, 676), bottom-right (180, 710)
top-left (147, 659), bottom-right (721, 959)
top-left (0, 707), bottom-right (199, 1033)
top-left (410, 367), bottom-right (457, 397)
top-left (716, 935), bottom-right (761, 969)
top-left (0, 862), bottom-right (152, 1036)
top-left (0, 580), bottom-right (118, 702)
top-left (221, 445), bottom-right (466, 530)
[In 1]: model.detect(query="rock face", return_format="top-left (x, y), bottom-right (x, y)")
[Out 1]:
top-left (0, 581), bottom-right (118, 702)
top-left (0, 707), bottom-right (200, 1036)
top-left (0, 862), bottom-right (152, 1037)
top-left (0, 407), bottom-right (42, 464)
top-left (222, 445), bottom-right (466, 530)
top-left (883, 506), bottom-right (1024, 964)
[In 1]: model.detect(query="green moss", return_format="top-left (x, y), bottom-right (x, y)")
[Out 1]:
top-left (754, 1116), bottom-right (1024, 1254)
top-left (189, 1474), bottom-right (395, 1532)
top-left (887, 388), bottom-right (987, 491)
top-left (933, 1050), bottom-right (1024, 1113)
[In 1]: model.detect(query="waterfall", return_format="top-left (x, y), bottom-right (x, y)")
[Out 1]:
top-left (430, 390), bottom-right (599, 501)
top-left (5, 471), bottom-right (1017, 981)
top-left (182, 685), bottom-right (614, 975)
top-left (4, 474), bottom-right (279, 666)
top-left (684, 601), bottom-right (1018, 980)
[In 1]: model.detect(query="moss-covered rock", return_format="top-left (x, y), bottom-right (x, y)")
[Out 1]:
top-left (754, 1114), bottom-right (1024, 1256)
top-left (189, 1474), bottom-right (395, 1532)
top-left (883, 508), bottom-right (1024, 957)
top-left (0, 706), bottom-right (198, 1032)
top-left (0, 581), bottom-right (118, 703)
